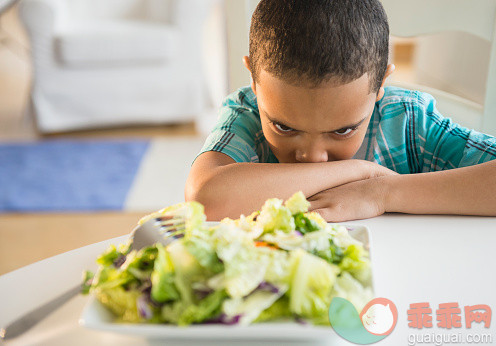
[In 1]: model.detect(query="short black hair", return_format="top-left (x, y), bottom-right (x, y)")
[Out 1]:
top-left (249, 0), bottom-right (389, 92)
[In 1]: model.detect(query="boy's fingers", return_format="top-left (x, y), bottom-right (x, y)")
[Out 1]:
top-left (309, 200), bottom-right (326, 212)
top-left (311, 207), bottom-right (326, 218)
top-left (313, 207), bottom-right (338, 222)
top-left (313, 204), bottom-right (352, 222)
top-left (310, 198), bottom-right (338, 213)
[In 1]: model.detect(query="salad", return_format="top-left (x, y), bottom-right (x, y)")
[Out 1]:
top-left (82, 192), bottom-right (373, 326)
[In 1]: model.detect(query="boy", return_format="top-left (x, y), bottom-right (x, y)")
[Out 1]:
top-left (186, 0), bottom-right (496, 221)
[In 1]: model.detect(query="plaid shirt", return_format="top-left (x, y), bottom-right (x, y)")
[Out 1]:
top-left (199, 86), bottom-right (496, 172)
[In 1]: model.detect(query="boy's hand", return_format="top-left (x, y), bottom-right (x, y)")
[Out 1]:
top-left (308, 176), bottom-right (388, 222)
top-left (307, 163), bottom-right (397, 222)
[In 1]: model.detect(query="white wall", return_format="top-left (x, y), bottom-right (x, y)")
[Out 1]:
top-left (225, 0), bottom-right (257, 92)
top-left (414, 32), bottom-right (490, 105)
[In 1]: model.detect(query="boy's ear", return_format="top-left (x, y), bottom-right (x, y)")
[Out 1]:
top-left (375, 64), bottom-right (395, 102)
top-left (242, 56), bottom-right (257, 93)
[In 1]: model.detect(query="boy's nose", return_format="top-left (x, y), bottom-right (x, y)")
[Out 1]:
top-left (295, 147), bottom-right (329, 163)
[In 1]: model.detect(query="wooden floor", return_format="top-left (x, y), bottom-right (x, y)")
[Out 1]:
top-left (0, 6), bottom-right (416, 275)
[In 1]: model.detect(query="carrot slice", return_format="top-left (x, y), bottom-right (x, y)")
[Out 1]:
top-left (255, 241), bottom-right (278, 249)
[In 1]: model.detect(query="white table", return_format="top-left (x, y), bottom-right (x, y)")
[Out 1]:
top-left (1, 214), bottom-right (495, 346)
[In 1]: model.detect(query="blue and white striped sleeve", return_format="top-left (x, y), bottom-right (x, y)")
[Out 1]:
top-left (415, 91), bottom-right (496, 171)
top-left (196, 89), bottom-right (262, 163)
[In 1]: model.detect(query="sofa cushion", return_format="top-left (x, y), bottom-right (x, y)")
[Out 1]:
top-left (55, 20), bottom-right (178, 66)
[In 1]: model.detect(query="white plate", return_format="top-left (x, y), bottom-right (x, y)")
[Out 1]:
top-left (79, 224), bottom-right (374, 341)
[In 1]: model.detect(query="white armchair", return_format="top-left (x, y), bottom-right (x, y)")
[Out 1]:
top-left (19, 0), bottom-right (215, 132)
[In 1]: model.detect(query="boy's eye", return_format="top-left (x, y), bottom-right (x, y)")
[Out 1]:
top-left (333, 127), bottom-right (355, 136)
top-left (273, 122), bottom-right (295, 133)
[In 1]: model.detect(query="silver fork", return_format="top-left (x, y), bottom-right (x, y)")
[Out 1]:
top-left (130, 214), bottom-right (186, 250)
top-left (0, 214), bottom-right (186, 341)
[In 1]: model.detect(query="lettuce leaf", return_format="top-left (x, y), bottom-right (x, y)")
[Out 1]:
top-left (339, 244), bottom-right (371, 285)
top-left (177, 289), bottom-right (228, 325)
top-left (96, 245), bottom-right (123, 267)
top-left (284, 191), bottom-right (310, 215)
top-left (294, 213), bottom-right (320, 234)
top-left (183, 237), bottom-right (224, 274)
top-left (222, 288), bottom-right (286, 325)
top-left (210, 246), bottom-right (268, 299)
top-left (257, 198), bottom-right (295, 233)
top-left (289, 249), bottom-right (339, 318)
top-left (81, 270), bottom-right (94, 295)
top-left (254, 296), bottom-right (292, 322)
top-left (151, 243), bottom-right (180, 303)
top-left (167, 241), bottom-right (204, 305)
top-left (94, 286), bottom-right (142, 323)
top-left (311, 238), bottom-right (344, 265)
top-left (161, 289), bottom-right (228, 325)
top-left (331, 272), bottom-right (373, 313)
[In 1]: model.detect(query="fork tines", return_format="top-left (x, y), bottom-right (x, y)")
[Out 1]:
top-left (154, 216), bottom-right (186, 235)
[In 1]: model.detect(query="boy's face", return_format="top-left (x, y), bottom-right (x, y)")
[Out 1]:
top-left (245, 58), bottom-right (391, 163)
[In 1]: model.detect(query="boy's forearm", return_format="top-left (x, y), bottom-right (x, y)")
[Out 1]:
top-left (384, 160), bottom-right (496, 216)
top-left (189, 159), bottom-right (382, 220)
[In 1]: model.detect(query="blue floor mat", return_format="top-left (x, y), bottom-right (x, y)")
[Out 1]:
top-left (0, 139), bottom-right (150, 212)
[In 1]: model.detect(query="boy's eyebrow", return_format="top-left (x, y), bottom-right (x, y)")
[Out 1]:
top-left (331, 117), bottom-right (368, 132)
top-left (261, 108), bottom-right (368, 133)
